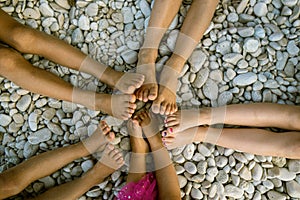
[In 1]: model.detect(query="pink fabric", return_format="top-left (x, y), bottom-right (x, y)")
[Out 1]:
top-left (116, 173), bottom-right (158, 200)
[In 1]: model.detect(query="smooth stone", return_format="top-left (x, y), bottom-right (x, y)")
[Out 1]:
top-left (55, 0), bottom-right (70, 9)
top-left (216, 40), bottom-right (231, 55)
top-left (47, 122), bottom-right (63, 135)
top-left (287, 40), bottom-right (299, 56)
top-left (240, 166), bottom-right (252, 180)
top-left (281, 0), bottom-right (297, 7)
top-left (121, 49), bottom-right (138, 64)
top-left (112, 12), bottom-right (123, 23)
top-left (276, 52), bottom-right (289, 70)
top-left (178, 175), bottom-right (187, 188)
top-left (286, 180), bottom-right (300, 198)
top-left (267, 191), bottom-right (286, 200)
top-left (225, 68), bottom-right (236, 80)
top-left (203, 79), bottom-right (218, 100)
top-left (243, 38), bottom-right (260, 53)
top-left (81, 160), bottom-right (93, 172)
top-left (166, 30), bottom-right (178, 51)
top-left (78, 15), bottom-right (90, 30)
top-left (224, 185), bottom-right (244, 198)
top-left (62, 101), bottom-right (77, 113)
top-left (139, 0), bottom-right (151, 17)
top-left (193, 67), bottom-right (209, 88)
top-left (28, 128), bottom-right (52, 145)
top-left (72, 28), bottom-right (84, 44)
top-left (127, 40), bottom-right (140, 50)
top-left (227, 12), bottom-right (238, 22)
top-left (254, 2), bottom-right (268, 17)
top-left (233, 72), bottom-right (257, 86)
top-left (39, 3), bottom-right (54, 17)
top-left (288, 160), bottom-right (300, 173)
top-left (71, 166), bottom-right (83, 176)
top-left (188, 50), bottom-right (207, 73)
top-left (284, 62), bottom-right (295, 77)
top-left (197, 161), bottom-right (208, 174)
top-left (184, 161), bottom-right (197, 175)
top-left (39, 176), bottom-right (56, 188)
top-left (237, 0), bottom-right (250, 13)
top-left (0, 114), bottom-right (12, 126)
top-left (269, 32), bottom-right (284, 42)
top-left (237, 27), bottom-right (255, 37)
top-left (264, 79), bottom-right (279, 88)
top-left (23, 141), bottom-right (39, 158)
top-left (121, 7), bottom-right (134, 23)
top-left (183, 144), bottom-right (195, 160)
top-left (85, 3), bottom-right (98, 17)
top-left (278, 168), bottom-right (296, 181)
top-left (16, 95), bottom-right (31, 112)
top-left (23, 8), bottom-right (41, 19)
top-left (191, 188), bottom-right (203, 199)
top-left (223, 53), bottom-right (243, 65)
top-left (217, 91), bottom-right (233, 106)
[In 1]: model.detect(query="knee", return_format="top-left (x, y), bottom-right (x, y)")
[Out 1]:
top-left (0, 47), bottom-right (23, 74)
top-left (9, 25), bottom-right (37, 53)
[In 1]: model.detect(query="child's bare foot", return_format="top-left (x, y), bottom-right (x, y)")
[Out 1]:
top-left (134, 110), bottom-right (162, 139)
top-left (98, 144), bottom-right (124, 170)
top-left (162, 127), bottom-right (203, 150)
top-left (82, 121), bottom-right (115, 155)
top-left (151, 63), bottom-right (180, 115)
top-left (135, 49), bottom-right (158, 102)
top-left (164, 109), bottom-right (203, 133)
top-left (127, 119), bottom-right (149, 153)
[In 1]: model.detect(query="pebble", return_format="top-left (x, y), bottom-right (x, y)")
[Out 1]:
top-left (217, 91), bottom-right (233, 106)
top-left (224, 185), bottom-right (244, 199)
top-left (288, 160), bottom-right (300, 173)
top-left (278, 168), bottom-right (296, 181)
top-left (184, 162), bottom-right (197, 175)
top-left (203, 79), bottom-right (218, 100)
top-left (254, 2), bottom-right (268, 17)
top-left (122, 7), bottom-right (134, 23)
top-left (78, 15), bottom-right (90, 30)
top-left (223, 53), bottom-right (243, 65)
top-left (121, 49), bottom-right (138, 64)
top-left (267, 191), bottom-right (287, 200)
top-left (23, 141), bottom-right (38, 158)
top-left (233, 72), bottom-right (257, 86)
top-left (0, 114), bottom-right (12, 127)
top-left (16, 95), bottom-right (31, 112)
top-left (85, 3), bottom-right (98, 17)
top-left (178, 175), bottom-right (187, 188)
top-left (238, 27), bottom-right (255, 37)
top-left (188, 50), bottom-right (207, 73)
top-left (39, 3), bottom-right (54, 17)
top-left (286, 180), bottom-right (300, 198)
top-left (281, 0), bottom-right (298, 7)
top-left (287, 40), bottom-right (299, 56)
top-left (81, 160), bottom-right (94, 172)
top-left (252, 163), bottom-right (263, 181)
top-left (216, 40), bottom-right (231, 55)
top-left (28, 128), bottom-right (52, 145)
top-left (191, 188), bottom-right (203, 199)
top-left (192, 67), bottom-right (209, 88)
top-left (243, 38), bottom-right (260, 53)
top-left (23, 8), bottom-right (41, 19)
top-left (139, 0), bottom-right (151, 18)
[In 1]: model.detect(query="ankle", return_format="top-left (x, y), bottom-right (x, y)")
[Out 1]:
top-left (166, 54), bottom-right (186, 72)
top-left (101, 67), bottom-right (123, 87)
top-left (138, 48), bottom-right (158, 63)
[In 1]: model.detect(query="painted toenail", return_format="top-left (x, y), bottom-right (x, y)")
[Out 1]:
top-left (162, 131), bottom-right (167, 137)
top-left (169, 128), bottom-right (173, 133)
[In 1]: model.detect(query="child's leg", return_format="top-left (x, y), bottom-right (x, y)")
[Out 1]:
top-left (0, 45), bottom-right (136, 119)
top-left (165, 103), bottom-right (300, 133)
top-left (138, 111), bottom-right (181, 200)
top-left (32, 144), bottom-right (124, 200)
top-left (135, 0), bottom-right (183, 102)
top-left (0, 121), bottom-right (113, 199)
top-left (163, 126), bottom-right (300, 159)
top-left (125, 120), bottom-right (148, 183)
top-left (151, 0), bottom-right (219, 115)
top-left (0, 9), bottom-right (144, 94)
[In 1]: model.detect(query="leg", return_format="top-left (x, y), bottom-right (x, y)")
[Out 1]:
top-left (163, 126), bottom-right (300, 159)
top-left (0, 121), bottom-right (114, 199)
top-left (138, 111), bottom-right (181, 200)
top-left (33, 144), bottom-right (124, 200)
top-left (125, 119), bottom-right (148, 183)
top-left (135, 0), bottom-right (183, 102)
top-left (152, 0), bottom-right (219, 115)
top-left (0, 45), bottom-right (136, 119)
top-left (0, 9), bottom-right (144, 94)
top-left (165, 103), bottom-right (300, 133)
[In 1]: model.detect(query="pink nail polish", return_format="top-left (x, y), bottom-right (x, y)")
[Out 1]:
top-left (169, 128), bottom-right (173, 133)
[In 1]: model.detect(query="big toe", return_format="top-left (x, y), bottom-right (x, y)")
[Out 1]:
top-left (148, 85), bottom-right (158, 101)
top-left (151, 99), bottom-right (162, 114)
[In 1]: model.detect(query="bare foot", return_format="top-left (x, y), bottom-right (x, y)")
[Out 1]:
top-left (164, 109), bottom-right (203, 133)
top-left (134, 110), bottom-right (162, 138)
top-left (98, 143), bottom-right (124, 170)
top-left (73, 89), bottom-right (137, 120)
top-left (95, 93), bottom-right (137, 120)
top-left (82, 121), bottom-right (115, 155)
top-left (106, 70), bottom-right (145, 94)
top-left (162, 127), bottom-right (202, 150)
top-left (135, 49), bottom-right (158, 102)
top-left (151, 64), bottom-right (179, 115)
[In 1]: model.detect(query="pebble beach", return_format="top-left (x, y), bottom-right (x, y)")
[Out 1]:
top-left (0, 0), bottom-right (300, 199)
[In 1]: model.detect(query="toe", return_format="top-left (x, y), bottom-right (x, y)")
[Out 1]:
top-left (148, 85), bottom-right (158, 101)
top-left (135, 88), bottom-right (143, 101)
top-left (151, 98), bottom-right (162, 114)
top-left (165, 104), bottom-right (172, 116)
top-left (142, 89), bottom-right (149, 102)
top-left (128, 94), bottom-right (136, 103)
top-left (159, 102), bottom-right (168, 115)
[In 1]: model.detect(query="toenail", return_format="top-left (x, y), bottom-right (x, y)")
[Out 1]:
top-left (169, 128), bottom-right (173, 133)
top-left (162, 131), bottom-right (167, 137)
